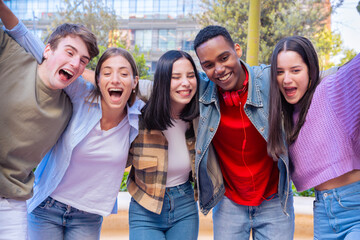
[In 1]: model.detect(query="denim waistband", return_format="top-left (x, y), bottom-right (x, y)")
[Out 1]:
top-left (315, 180), bottom-right (360, 201)
top-left (165, 180), bottom-right (192, 193)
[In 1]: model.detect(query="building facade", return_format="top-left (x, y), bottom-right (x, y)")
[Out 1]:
top-left (3, 0), bottom-right (201, 73)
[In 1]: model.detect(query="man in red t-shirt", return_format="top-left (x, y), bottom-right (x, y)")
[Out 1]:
top-left (193, 25), bottom-right (294, 239)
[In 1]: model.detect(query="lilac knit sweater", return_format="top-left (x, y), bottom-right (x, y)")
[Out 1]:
top-left (289, 54), bottom-right (360, 192)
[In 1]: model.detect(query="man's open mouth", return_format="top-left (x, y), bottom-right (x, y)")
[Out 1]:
top-left (59, 69), bottom-right (74, 81)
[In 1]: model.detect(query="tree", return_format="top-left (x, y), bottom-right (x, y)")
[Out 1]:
top-left (196, 0), bottom-right (347, 66)
top-left (46, 0), bottom-right (150, 77)
top-left (339, 48), bottom-right (357, 66)
top-left (314, 26), bottom-right (343, 69)
top-left (47, 0), bottom-right (120, 47)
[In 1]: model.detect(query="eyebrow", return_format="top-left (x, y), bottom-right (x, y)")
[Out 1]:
top-left (102, 66), bottom-right (130, 71)
top-left (65, 45), bottom-right (90, 61)
top-left (277, 65), bottom-right (303, 69)
top-left (172, 70), bottom-right (195, 75)
top-left (200, 51), bottom-right (229, 65)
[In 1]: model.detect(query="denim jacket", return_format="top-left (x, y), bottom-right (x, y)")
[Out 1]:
top-left (195, 59), bottom-right (291, 215)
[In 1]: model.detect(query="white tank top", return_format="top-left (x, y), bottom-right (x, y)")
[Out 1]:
top-left (162, 119), bottom-right (192, 187)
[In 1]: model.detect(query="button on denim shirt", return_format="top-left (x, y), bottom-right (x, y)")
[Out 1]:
top-left (195, 59), bottom-right (291, 215)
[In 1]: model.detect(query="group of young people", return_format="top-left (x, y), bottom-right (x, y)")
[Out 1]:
top-left (1, 0), bottom-right (359, 239)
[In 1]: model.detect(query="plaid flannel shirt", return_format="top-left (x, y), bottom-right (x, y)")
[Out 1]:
top-left (126, 118), bottom-right (197, 214)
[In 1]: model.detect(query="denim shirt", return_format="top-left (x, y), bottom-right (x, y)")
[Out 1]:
top-left (3, 21), bottom-right (44, 63)
top-left (26, 77), bottom-right (144, 214)
top-left (195, 59), bottom-right (291, 215)
top-left (6, 21), bottom-right (144, 214)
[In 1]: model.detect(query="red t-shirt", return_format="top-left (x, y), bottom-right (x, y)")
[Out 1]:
top-left (212, 68), bottom-right (279, 206)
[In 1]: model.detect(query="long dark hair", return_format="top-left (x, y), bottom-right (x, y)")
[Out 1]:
top-left (268, 36), bottom-right (320, 159)
top-left (142, 50), bottom-right (200, 130)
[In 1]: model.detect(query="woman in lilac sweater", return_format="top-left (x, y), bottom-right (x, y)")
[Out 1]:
top-left (268, 36), bottom-right (360, 239)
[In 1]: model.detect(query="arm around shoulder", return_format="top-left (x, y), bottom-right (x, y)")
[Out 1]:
top-left (138, 79), bottom-right (153, 101)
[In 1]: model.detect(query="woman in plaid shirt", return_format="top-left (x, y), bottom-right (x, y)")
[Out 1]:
top-left (127, 50), bottom-right (200, 240)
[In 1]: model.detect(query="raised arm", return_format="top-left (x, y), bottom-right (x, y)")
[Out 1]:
top-left (1, 0), bottom-right (44, 63)
top-left (0, 0), bottom-right (19, 29)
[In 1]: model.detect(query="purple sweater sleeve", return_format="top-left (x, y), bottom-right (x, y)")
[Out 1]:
top-left (326, 53), bottom-right (360, 142)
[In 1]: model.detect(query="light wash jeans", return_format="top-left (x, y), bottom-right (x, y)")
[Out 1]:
top-left (314, 180), bottom-right (360, 240)
top-left (129, 181), bottom-right (199, 240)
top-left (213, 194), bottom-right (294, 240)
top-left (0, 198), bottom-right (27, 240)
top-left (27, 196), bottom-right (103, 240)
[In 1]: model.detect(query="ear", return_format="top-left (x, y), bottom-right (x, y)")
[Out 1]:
top-left (234, 43), bottom-right (242, 58)
top-left (133, 76), bottom-right (139, 88)
top-left (43, 44), bottom-right (52, 60)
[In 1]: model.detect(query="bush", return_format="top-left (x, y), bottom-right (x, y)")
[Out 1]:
top-left (292, 183), bottom-right (315, 197)
top-left (120, 171), bottom-right (129, 192)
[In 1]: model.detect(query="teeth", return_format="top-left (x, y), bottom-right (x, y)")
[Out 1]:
top-left (219, 72), bottom-right (231, 81)
top-left (109, 88), bottom-right (122, 92)
top-left (63, 69), bottom-right (73, 77)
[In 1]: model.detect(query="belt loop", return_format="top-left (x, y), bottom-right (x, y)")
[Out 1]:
top-left (315, 190), bottom-right (320, 201)
top-left (332, 188), bottom-right (339, 201)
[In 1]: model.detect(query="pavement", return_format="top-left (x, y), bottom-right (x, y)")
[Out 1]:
top-left (100, 192), bottom-right (314, 240)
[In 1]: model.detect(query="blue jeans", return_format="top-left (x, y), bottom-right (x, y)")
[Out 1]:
top-left (314, 180), bottom-right (360, 240)
top-left (129, 181), bottom-right (199, 240)
top-left (213, 194), bottom-right (294, 240)
top-left (27, 197), bottom-right (103, 240)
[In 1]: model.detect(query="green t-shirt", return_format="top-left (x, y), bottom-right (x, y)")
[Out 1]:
top-left (0, 29), bottom-right (72, 200)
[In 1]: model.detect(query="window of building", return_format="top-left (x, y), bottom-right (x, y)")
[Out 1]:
top-left (158, 29), bottom-right (176, 51)
top-left (135, 30), bottom-right (152, 51)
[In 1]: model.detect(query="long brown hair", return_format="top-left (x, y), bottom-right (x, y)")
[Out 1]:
top-left (88, 47), bottom-right (139, 107)
top-left (267, 36), bottom-right (320, 160)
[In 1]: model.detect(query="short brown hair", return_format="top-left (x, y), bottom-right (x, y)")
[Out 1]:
top-left (47, 23), bottom-right (99, 60)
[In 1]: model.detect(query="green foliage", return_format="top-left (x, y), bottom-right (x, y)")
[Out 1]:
top-left (46, 0), bottom-right (121, 47)
top-left (339, 49), bottom-right (358, 66)
top-left (120, 171), bottom-right (129, 192)
top-left (87, 45), bottom-right (107, 70)
top-left (132, 45), bottom-right (151, 80)
top-left (314, 26), bottom-right (343, 69)
top-left (196, 0), bottom-right (350, 66)
top-left (357, 1), bottom-right (360, 14)
top-left (292, 183), bottom-right (315, 197)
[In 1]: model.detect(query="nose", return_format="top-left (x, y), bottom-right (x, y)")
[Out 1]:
top-left (283, 72), bottom-right (292, 85)
top-left (215, 63), bottom-right (225, 75)
top-left (111, 73), bottom-right (121, 84)
top-left (180, 76), bottom-right (190, 87)
top-left (70, 56), bottom-right (81, 69)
